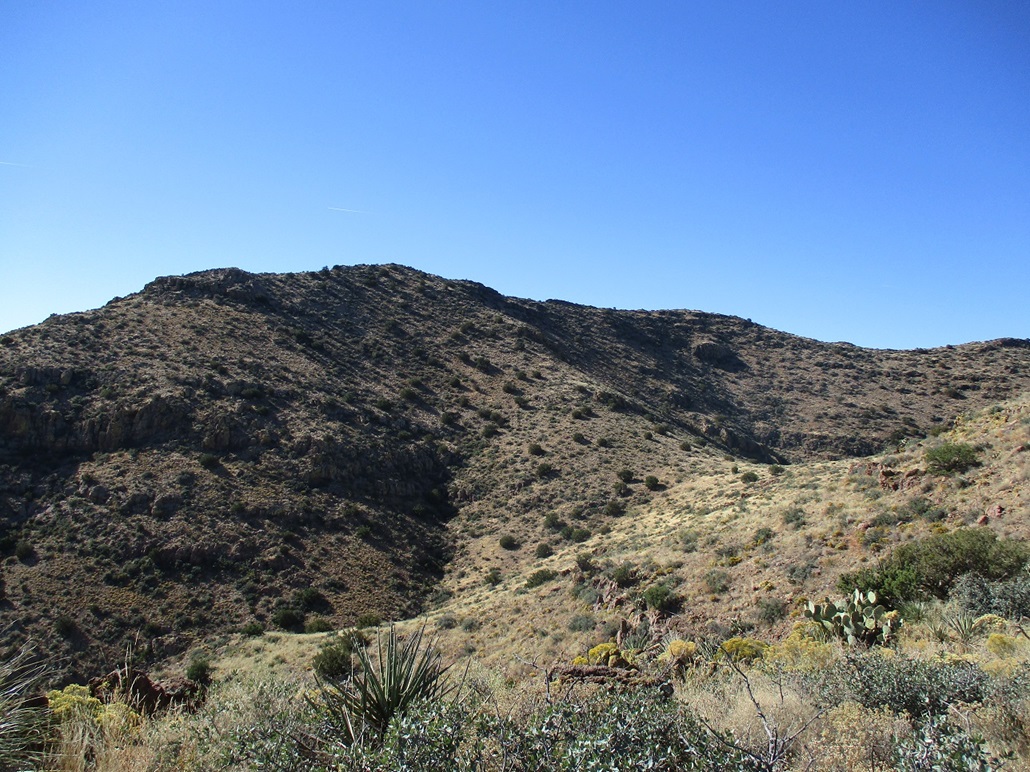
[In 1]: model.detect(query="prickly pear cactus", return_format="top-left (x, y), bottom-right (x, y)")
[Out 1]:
top-left (804, 589), bottom-right (901, 646)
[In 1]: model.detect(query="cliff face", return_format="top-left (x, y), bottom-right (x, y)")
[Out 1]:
top-left (1, 263), bottom-right (1027, 677)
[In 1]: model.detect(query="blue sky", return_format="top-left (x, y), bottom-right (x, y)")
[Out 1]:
top-left (2, 2), bottom-right (1028, 348)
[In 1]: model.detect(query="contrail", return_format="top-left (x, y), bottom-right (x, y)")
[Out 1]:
top-left (328, 206), bottom-right (372, 214)
top-left (0, 161), bottom-right (32, 167)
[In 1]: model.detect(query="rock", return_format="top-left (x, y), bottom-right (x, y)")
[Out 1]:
top-left (985, 503), bottom-right (1004, 519)
top-left (87, 484), bottom-right (110, 504)
top-left (88, 668), bottom-right (204, 714)
top-left (977, 515), bottom-right (990, 525)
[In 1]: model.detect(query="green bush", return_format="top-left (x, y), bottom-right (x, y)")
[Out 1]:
top-left (818, 651), bottom-right (989, 718)
top-left (484, 568), bottom-right (501, 586)
top-left (525, 569), bottom-right (557, 589)
top-left (271, 607), bottom-right (306, 631)
top-left (641, 583), bottom-right (679, 613)
top-left (14, 540), bottom-right (33, 562)
top-left (617, 469), bottom-right (634, 483)
top-left (610, 562), bottom-right (636, 588)
top-left (951, 571), bottom-right (1030, 619)
top-left (240, 621), bottom-right (265, 636)
top-left (756, 597), bottom-right (787, 624)
top-left (838, 529), bottom-right (1030, 605)
top-left (740, 471), bottom-right (759, 483)
top-left (528, 443), bottom-right (545, 456)
top-left (567, 614), bottom-right (595, 632)
top-left (534, 542), bottom-right (554, 559)
top-left (499, 535), bottom-right (519, 551)
top-left (925, 442), bottom-right (980, 475)
top-left (186, 656), bottom-right (212, 685)
top-left (356, 613), bottom-right (382, 629)
top-left (644, 475), bottom-right (660, 490)
top-left (603, 500), bottom-right (625, 517)
top-left (704, 569), bottom-right (731, 594)
top-left (305, 617), bottom-right (334, 633)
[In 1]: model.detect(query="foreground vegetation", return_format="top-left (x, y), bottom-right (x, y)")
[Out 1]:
top-left (5, 560), bottom-right (1030, 770)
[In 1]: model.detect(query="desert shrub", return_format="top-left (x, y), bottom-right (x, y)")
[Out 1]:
top-left (596, 437), bottom-right (612, 448)
top-left (613, 480), bottom-right (630, 496)
top-left (534, 542), bottom-right (554, 559)
top-left (271, 606), bottom-right (306, 631)
top-left (543, 512), bottom-right (564, 531)
top-left (610, 562), bottom-right (636, 588)
top-left (898, 495), bottom-right (947, 522)
top-left (305, 616), bottom-right (334, 633)
top-left (186, 656), bottom-right (212, 685)
top-left (718, 637), bottom-right (768, 664)
top-left (641, 582), bottom-right (679, 613)
top-left (951, 571), bottom-right (1030, 620)
top-left (484, 568), bottom-right (501, 586)
top-left (198, 452), bottom-right (219, 469)
top-left (525, 569), bottom-right (557, 589)
top-left (502, 689), bottom-right (754, 770)
top-left (568, 614), bottom-right (595, 632)
top-left (14, 540), bottom-right (34, 562)
top-left (783, 561), bottom-right (816, 587)
top-left (925, 442), bottom-right (980, 475)
top-left (644, 475), bottom-right (660, 490)
top-left (782, 508), bottom-right (806, 529)
top-left (54, 615), bottom-right (76, 638)
top-left (756, 597), bottom-right (787, 624)
top-left (575, 553), bottom-right (597, 574)
top-left (563, 526), bottom-right (591, 543)
top-left (481, 422), bottom-right (500, 438)
top-left (816, 651), bottom-right (989, 718)
top-left (838, 529), bottom-right (1030, 605)
top-left (603, 500), bottom-right (625, 517)
top-left (617, 469), bottom-right (634, 483)
top-left (435, 615), bottom-right (458, 630)
top-left (768, 464), bottom-right (785, 476)
top-left (740, 471), bottom-right (759, 483)
top-left (893, 715), bottom-right (995, 770)
top-left (356, 612), bottom-right (381, 628)
top-left (498, 534), bottom-right (519, 551)
top-left (240, 620), bottom-right (265, 636)
top-left (572, 432), bottom-right (586, 444)
top-left (752, 527), bottom-right (775, 546)
top-left (528, 443), bottom-right (544, 456)
top-left (704, 569), bottom-right (731, 594)
top-left (535, 462), bottom-right (554, 478)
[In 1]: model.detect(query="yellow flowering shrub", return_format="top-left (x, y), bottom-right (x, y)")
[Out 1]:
top-left (717, 637), bottom-right (768, 664)
top-left (762, 623), bottom-right (837, 672)
top-left (47, 683), bottom-right (141, 732)
top-left (986, 633), bottom-right (1019, 658)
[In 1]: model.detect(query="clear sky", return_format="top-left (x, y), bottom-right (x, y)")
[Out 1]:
top-left (2, 2), bottom-right (1028, 348)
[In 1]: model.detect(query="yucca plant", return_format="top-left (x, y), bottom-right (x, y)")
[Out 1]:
top-left (315, 624), bottom-right (456, 746)
top-left (0, 642), bottom-right (49, 769)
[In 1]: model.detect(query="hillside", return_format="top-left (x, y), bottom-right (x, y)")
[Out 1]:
top-left (1, 263), bottom-right (1028, 678)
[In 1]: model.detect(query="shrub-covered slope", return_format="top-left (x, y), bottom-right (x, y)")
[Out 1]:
top-left (0, 263), bottom-right (1028, 678)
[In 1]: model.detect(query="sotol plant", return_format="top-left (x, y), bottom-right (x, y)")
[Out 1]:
top-left (314, 624), bottom-right (457, 745)
top-left (804, 590), bottom-right (901, 646)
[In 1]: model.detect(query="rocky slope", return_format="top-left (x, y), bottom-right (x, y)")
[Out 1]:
top-left (0, 263), bottom-right (1027, 678)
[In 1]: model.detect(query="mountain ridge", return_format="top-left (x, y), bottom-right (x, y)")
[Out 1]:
top-left (0, 262), bottom-right (1027, 678)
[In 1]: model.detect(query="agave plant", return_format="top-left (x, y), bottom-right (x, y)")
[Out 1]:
top-left (315, 624), bottom-right (456, 746)
top-left (0, 642), bottom-right (49, 769)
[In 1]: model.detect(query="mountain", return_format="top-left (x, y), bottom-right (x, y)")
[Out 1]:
top-left (1, 263), bottom-right (1028, 679)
